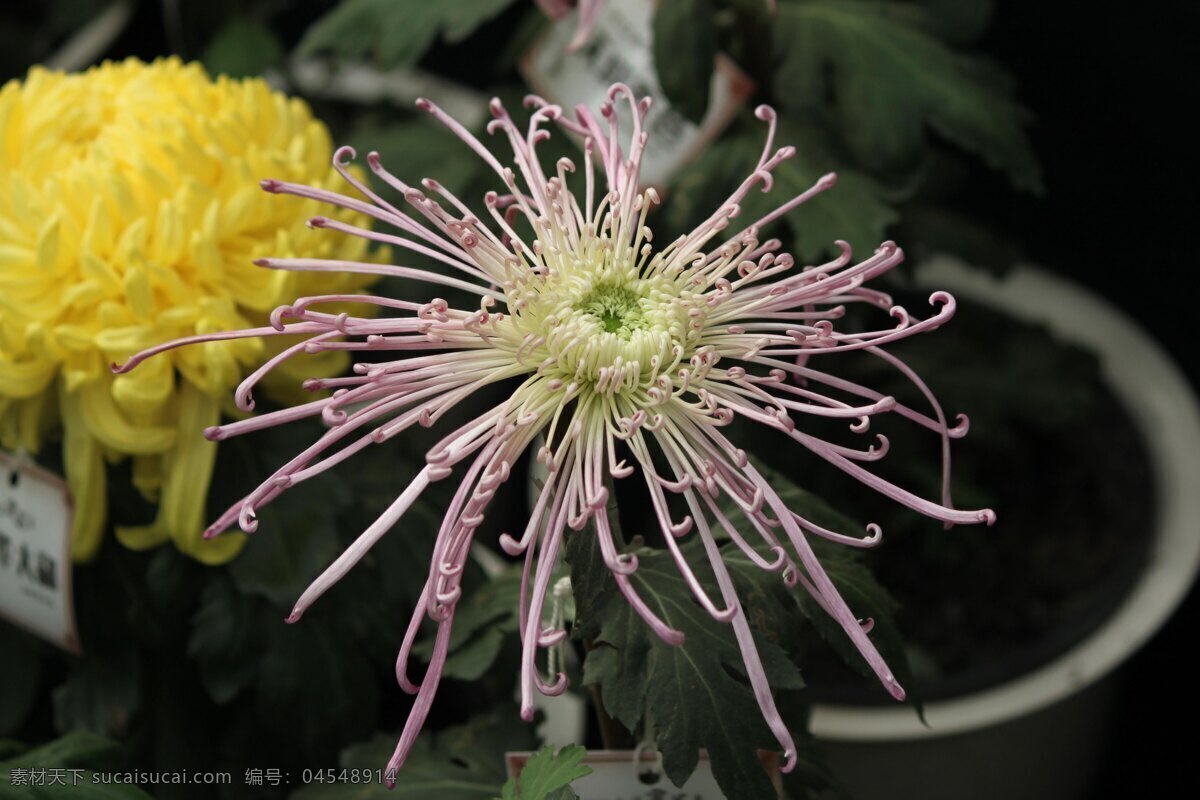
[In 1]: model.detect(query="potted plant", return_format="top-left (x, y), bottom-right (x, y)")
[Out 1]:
top-left (804, 258), bottom-right (1200, 800)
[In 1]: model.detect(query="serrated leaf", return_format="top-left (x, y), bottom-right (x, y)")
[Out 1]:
top-left (202, 18), bottom-right (283, 78)
top-left (497, 745), bottom-right (590, 800)
top-left (567, 529), bottom-right (802, 799)
top-left (299, 0), bottom-right (518, 68)
top-left (291, 708), bottom-right (537, 799)
top-left (775, 0), bottom-right (1041, 192)
top-left (653, 0), bottom-right (717, 123)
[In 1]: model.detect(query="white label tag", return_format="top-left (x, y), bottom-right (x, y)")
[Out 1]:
top-left (0, 450), bottom-right (80, 653)
top-left (506, 749), bottom-right (781, 799)
top-left (522, 0), bottom-right (753, 188)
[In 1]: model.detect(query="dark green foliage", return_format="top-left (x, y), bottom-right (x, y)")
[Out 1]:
top-left (567, 527), bottom-right (804, 799)
top-left (0, 732), bottom-right (153, 799)
top-left (202, 18), bottom-right (283, 78)
top-left (299, 0), bottom-right (520, 68)
top-left (495, 745), bottom-right (589, 800)
top-left (772, 0), bottom-right (1041, 193)
top-left (653, 0), bottom-right (718, 123)
top-left (292, 709), bottom-right (538, 799)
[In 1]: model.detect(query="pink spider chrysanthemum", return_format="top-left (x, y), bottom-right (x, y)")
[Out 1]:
top-left (115, 85), bottom-right (993, 779)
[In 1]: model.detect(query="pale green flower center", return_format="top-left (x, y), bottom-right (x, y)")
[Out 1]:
top-left (501, 241), bottom-right (703, 395)
top-left (575, 283), bottom-right (646, 336)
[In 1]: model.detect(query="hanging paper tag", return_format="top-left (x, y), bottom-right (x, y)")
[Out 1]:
top-left (521, 0), bottom-right (753, 188)
top-left (0, 450), bottom-right (80, 653)
top-left (506, 749), bottom-right (781, 799)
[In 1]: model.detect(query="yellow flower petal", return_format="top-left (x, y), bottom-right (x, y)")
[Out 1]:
top-left (161, 381), bottom-right (245, 563)
top-left (80, 378), bottom-right (174, 454)
top-left (1, 58), bottom-right (383, 563)
top-left (61, 393), bottom-right (106, 562)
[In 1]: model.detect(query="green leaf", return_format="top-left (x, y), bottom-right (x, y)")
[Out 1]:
top-left (567, 530), bottom-right (802, 799)
top-left (299, 0), bottom-right (518, 68)
top-left (441, 0), bottom-right (522, 44)
top-left (775, 0), bottom-right (1042, 192)
top-left (291, 708), bottom-right (537, 799)
top-left (299, 0), bottom-right (439, 66)
top-left (496, 745), bottom-right (590, 800)
top-left (202, 18), bottom-right (283, 78)
top-left (653, 0), bottom-right (717, 123)
top-left (0, 732), bottom-right (153, 799)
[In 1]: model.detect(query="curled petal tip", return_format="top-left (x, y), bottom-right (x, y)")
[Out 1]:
top-left (260, 178), bottom-right (282, 192)
top-left (285, 611), bottom-right (302, 624)
top-left (110, 361), bottom-right (127, 374)
top-left (252, 257), bottom-right (270, 267)
top-left (498, 533), bottom-right (524, 556)
top-left (660, 630), bottom-right (686, 647)
top-left (781, 748), bottom-right (796, 774)
top-left (414, 97), bottom-right (432, 111)
top-left (980, 508), bottom-right (997, 526)
top-left (203, 426), bottom-right (224, 441)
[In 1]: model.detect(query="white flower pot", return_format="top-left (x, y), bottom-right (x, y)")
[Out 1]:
top-left (808, 259), bottom-right (1200, 800)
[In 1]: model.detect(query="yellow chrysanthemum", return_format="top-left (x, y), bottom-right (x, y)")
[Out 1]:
top-left (0, 57), bottom-right (378, 564)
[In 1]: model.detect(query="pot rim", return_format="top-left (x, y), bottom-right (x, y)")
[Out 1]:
top-left (809, 258), bottom-right (1200, 741)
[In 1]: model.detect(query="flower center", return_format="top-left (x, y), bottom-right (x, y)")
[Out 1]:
top-left (574, 283), bottom-right (647, 336)
top-left (500, 248), bottom-right (705, 396)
